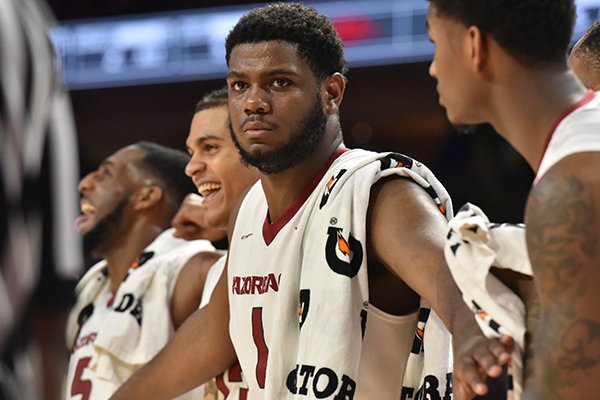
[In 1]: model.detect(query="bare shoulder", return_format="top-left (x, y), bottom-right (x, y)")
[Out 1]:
top-left (524, 152), bottom-right (600, 399)
top-left (171, 250), bottom-right (224, 329)
top-left (526, 152), bottom-right (600, 297)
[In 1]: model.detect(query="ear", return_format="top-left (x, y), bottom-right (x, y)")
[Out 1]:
top-left (322, 72), bottom-right (346, 115)
top-left (133, 185), bottom-right (164, 211)
top-left (467, 25), bottom-right (489, 75)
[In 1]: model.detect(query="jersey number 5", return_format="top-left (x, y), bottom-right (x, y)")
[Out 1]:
top-left (70, 357), bottom-right (92, 400)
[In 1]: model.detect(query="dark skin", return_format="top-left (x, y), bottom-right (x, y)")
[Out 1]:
top-left (111, 40), bottom-right (511, 399)
top-left (77, 145), bottom-right (216, 330)
top-left (525, 153), bottom-right (600, 400)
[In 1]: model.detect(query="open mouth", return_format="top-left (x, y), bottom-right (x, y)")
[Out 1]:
top-left (74, 201), bottom-right (97, 232)
top-left (81, 203), bottom-right (97, 215)
top-left (197, 182), bottom-right (222, 198)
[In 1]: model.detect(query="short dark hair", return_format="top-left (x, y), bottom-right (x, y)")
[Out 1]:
top-left (134, 141), bottom-right (195, 213)
top-left (572, 19), bottom-right (600, 82)
top-left (428, 0), bottom-right (576, 65)
top-left (194, 86), bottom-right (228, 113)
top-left (225, 2), bottom-right (348, 80)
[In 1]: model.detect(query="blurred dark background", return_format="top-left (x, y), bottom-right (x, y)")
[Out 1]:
top-left (47, 0), bottom-right (535, 224)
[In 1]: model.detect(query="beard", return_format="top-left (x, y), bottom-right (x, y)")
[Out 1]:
top-left (83, 197), bottom-right (128, 259)
top-left (230, 91), bottom-right (328, 175)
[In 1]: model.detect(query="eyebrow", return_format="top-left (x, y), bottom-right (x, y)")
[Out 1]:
top-left (187, 134), bottom-right (225, 150)
top-left (226, 68), bottom-right (299, 79)
top-left (99, 159), bottom-right (115, 168)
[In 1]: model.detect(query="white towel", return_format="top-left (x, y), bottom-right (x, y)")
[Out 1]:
top-left (445, 203), bottom-right (532, 399)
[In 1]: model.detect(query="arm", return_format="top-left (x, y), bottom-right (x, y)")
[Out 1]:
top-left (368, 177), bottom-right (511, 398)
top-left (170, 250), bottom-right (224, 329)
top-left (111, 269), bottom-right (236, 399)
top-left (524, 153), bottom-right (600, 400)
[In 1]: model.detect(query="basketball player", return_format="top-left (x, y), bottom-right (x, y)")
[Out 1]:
top-left (65, 142), bottom-right (218, 400)
top-left (427, 1), bottom-right (600, 399)
top-left (172, 87), bottom-right (260, 399)
top-left (569, 19), bottom-right (600, 90)
top-left (112, 4), bottom-right (511, 399)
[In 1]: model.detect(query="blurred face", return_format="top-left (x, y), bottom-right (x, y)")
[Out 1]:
top-left (427, 5), bottom-right (484, 125)
top-left (185, 105), bottom-right (260, 230)
top-left (226, 40), bottom-right (328, 174)
top-left (76, 146), bottom-right (143, 256)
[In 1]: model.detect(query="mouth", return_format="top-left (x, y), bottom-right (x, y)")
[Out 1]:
top-left (197, 182), bottom-right (222, 198)
top-left (74, 201), bottom-right (97, 232)
top-left (243, 121), bottom-right (273, 138)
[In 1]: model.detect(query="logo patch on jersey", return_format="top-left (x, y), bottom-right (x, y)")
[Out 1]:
top-left (132, 251), bottom-right (154, 269)
top-left (379, 153), bottom-right (414, 171)
top-left (319, 169), bottom-right (347, 209)
top-left (299, 289), bottom-right (310, 329)
top-left (240, 232), bottom-right (254, 240)
top-left (325, 226), bottom-right (363, 278)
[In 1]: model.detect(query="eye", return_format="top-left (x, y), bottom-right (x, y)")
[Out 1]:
top-left (202, 142), bottom-right (219, 154)
top-left (99, 165), bottom-right (112, 178)
top-left (272, 78), bottom-right (290, 88)
top-left (230, 81), bottom-right (247, 91)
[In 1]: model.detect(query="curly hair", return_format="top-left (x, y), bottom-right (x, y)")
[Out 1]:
top-left (225, 2), bottom-right (348, 80)
top-left (428, 0), bottom-right (576, 65)
top-left (134, 141), bottom-right (196, 214)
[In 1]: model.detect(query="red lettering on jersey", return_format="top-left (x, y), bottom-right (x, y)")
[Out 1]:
top-left (231, 273), bottom-right (281, 295)
top-left (71, 332), bottom-right (97, 353)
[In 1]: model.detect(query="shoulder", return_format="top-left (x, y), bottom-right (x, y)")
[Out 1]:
top-left (526, 152), bottom-right (600, 290)
top-left (170, 250), bottom-right (224, 329)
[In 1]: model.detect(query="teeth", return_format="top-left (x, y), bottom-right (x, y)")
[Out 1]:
top-left (197, 182), bottom-right (222, 197)
top-left (81, 203), bottom-right (96, 214)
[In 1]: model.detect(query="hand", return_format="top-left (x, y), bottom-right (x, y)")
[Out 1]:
top-left (453, 335), bottom-right (514, 399)
top-left (172, 194), bottom-right (224, 241)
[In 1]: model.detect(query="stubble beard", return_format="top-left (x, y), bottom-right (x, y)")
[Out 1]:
top-left (82, 197), bottom-right (129, 259)
top-left (230, 91), bottom-right (328, 175)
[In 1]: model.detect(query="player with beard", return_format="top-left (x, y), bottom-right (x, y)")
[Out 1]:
top-left (112, 4), bottom-right (510, 399)
top-left (66, 142), bottom-right (219, 400)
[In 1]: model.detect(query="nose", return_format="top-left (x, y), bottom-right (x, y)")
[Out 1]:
top-left (78, 171), bottom-right (96, 193)
top-left (428, 59), bottom-right (437, 78)
top-left (243, 86), bottom-right (270, 115)
top-left (185, 154), bottom-right (206, 178)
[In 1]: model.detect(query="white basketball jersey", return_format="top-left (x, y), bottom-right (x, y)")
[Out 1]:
top-left (536, 90), bottom-right (600, 181)
top-left (227, 149), bottom-right (452, 399)
top-left (65, 229), bottom-right (212, 400)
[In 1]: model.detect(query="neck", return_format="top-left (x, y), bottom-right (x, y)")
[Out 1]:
top-left (261, 133), bottom-right (344, 222)
top-left (101, 220), bottom-right (165, 292)
top-left (487, 67), bottom-right (587, 172)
